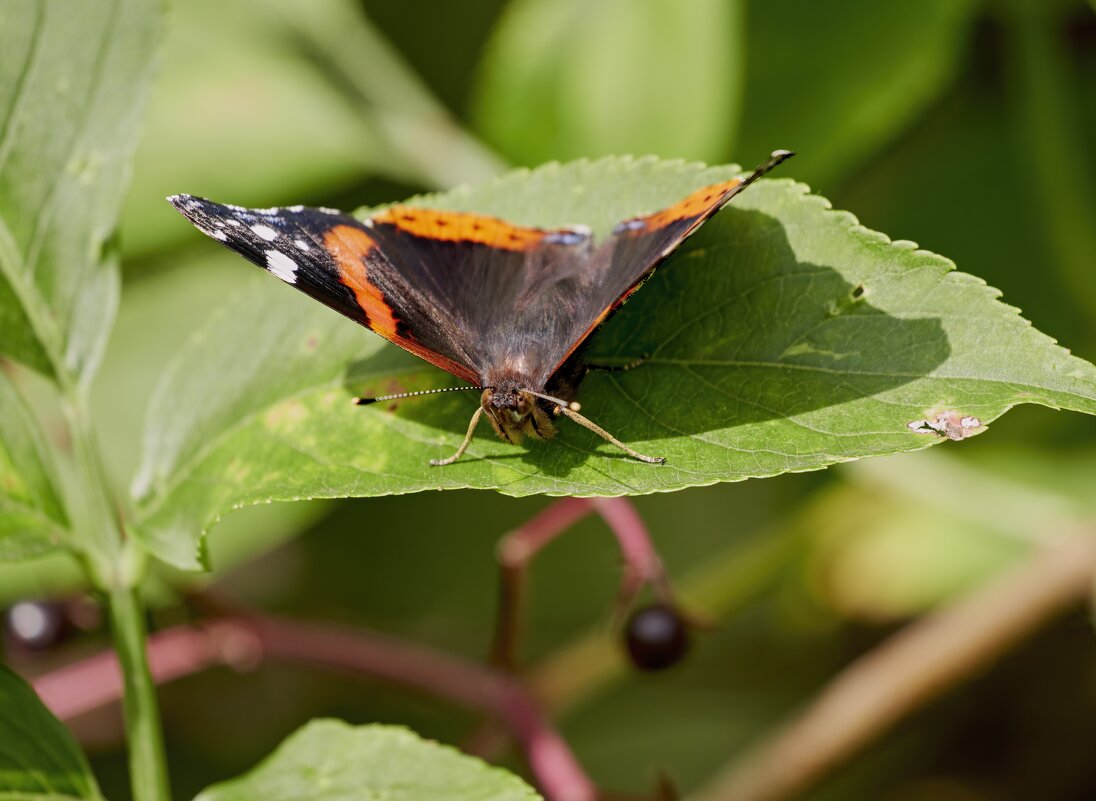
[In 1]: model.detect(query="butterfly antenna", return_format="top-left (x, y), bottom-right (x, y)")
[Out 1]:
top-left (354, 386), bottom-right (482, 405)
top-left (526, 389), bottom-right (583, 412)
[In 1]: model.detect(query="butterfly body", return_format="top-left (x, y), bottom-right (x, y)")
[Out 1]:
top-left (169, 150), bottom-right (793, 465)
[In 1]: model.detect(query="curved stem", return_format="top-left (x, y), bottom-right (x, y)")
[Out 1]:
top-left (34, 613), bottom-right (596, 801)
top-left (490, 497), bottom-right (667, 670)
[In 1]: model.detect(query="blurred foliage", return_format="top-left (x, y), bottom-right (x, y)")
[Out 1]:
top-left (2, 0), bottom-right (1096, 799)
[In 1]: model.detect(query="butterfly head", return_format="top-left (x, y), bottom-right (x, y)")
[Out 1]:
top-left (480, 384), bottom-right (558, 444)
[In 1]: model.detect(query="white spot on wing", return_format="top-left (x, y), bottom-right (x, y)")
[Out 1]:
top-left (293, 238), bottom-right (311, 252)
top-left (227, 219), bottom-right (242, 227)
top-left (197, 225), bottom-right (228, 241)
top-left (264, 249), bottom-right (298, 283)
top-left (288, 205), bottom-right (305, 212)
top-left (251, 224), bottom-right (278, 241)
top-left (362, 218), bottom-right (375, 228)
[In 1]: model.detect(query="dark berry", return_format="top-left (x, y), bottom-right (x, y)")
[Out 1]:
top-left (624, 603), bottom-right (689, 671)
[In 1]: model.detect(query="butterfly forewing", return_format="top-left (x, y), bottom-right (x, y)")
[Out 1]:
top-left (169, 196), bottom-right (482, 383)
top-left (543, 151), bottom-right (794, 377)
top-left (169, 196), bottom-right (597, 388)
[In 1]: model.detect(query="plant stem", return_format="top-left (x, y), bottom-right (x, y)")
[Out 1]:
top-left (107, 587), bottom-right (170, 801)
top-left (490, 497), bottom-right (669, 670)
top-left (61, 394), bottom-right (170, 801)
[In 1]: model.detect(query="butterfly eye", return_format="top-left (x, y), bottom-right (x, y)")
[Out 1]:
top-left (623, 603), bottom-right (690, 671)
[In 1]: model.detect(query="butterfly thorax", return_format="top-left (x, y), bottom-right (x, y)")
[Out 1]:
top-left (480, 382), bottom-right (558, 444)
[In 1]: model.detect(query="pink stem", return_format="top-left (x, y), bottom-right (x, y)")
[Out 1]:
top-left (491, 496), bottom-right (666, 668)
top-left (591, 497), bottom-right (667, 604)
top-left (31, 614), bottom-right (597, 801)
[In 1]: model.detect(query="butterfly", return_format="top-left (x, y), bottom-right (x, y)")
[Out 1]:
top-left (169, 150), bottom-right (792, 466)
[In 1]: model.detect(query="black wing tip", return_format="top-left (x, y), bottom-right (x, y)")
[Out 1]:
top-left (166, 193), bottom-right (190, 210)
top-left (755, 149), bottom-right (795, 176)
top-left (166, 193), bottom-right (218, 223)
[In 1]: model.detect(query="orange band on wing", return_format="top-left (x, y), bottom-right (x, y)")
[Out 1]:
top-left (323, 225), bottom-right (400, 338)
top-left (323, 224), bottom-right (478, 384)
top-left (371, 207), bottom-right (547, 251)
top-left (622, 178), bottom-right (744, 232)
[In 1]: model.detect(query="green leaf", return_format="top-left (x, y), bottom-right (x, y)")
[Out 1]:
top-left (133, 156), bottom-right (1096, 571)
top-left (473, 0), bottom-right (741, 165)
top-left (0, 0), bottom-right (163, 384)
top-left (194, 720), bottom-right (539, 801)
top-left (0, 371), bottom-right (68, 560)
top-left (736, 0), bottom-right (979, 189)
top-left (0, 665), bottom-right (103, 801)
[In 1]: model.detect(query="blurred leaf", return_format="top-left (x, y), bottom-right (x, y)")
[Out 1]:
top-left (0, 0), bottom-right (162, 384)
top-left (256, 0), bottom-right (506, 189)
top-left (0, 666), bottom-right (103, 801)
top-left (473, 0), bottom-right (741, 164)
top-left (194, 721), bottom-right (539, 801)
top-left (805, 470), bottom-right (1031, 621)
top-left (132, 156), bottom-right (1096, 571)
top-left (0, 549), bottom-right (84, 606)
top-left (362, 0), bottom-right (510, 115)
top-left (1001, 0), bottom-right (1096, 318)
top-left (737, 0), bottom-right (979, 190)
top-left (0, 371), bottom-right (68, 560)
top-left (806, 447), bottom-right (1096, 619)
top-left (121, 0), bottom-right (401, 259)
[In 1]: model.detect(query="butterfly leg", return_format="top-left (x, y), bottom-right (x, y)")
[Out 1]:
top-left (585, 354), bottom-right (649, 374)
top-left (558, 406), bottom-right (665, 464)
top-left (431, 405), bottom-right (486, 466)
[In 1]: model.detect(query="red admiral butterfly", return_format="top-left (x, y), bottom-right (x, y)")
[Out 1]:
top-left (170, 150), bottom-right (792, 466)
